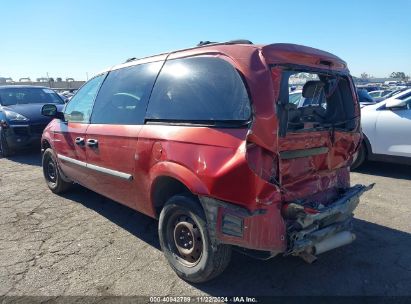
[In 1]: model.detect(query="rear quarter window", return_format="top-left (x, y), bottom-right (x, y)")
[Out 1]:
top-left (145, 57), bottom-right (251, 123)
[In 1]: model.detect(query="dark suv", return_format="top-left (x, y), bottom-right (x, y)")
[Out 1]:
top-left (41, 41), bottom-right (372, 282)
top-left (0, 85), bottom-right (64, 156)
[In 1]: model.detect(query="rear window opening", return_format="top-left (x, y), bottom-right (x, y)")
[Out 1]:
top-left (277, 69), bottom-right (358, 136)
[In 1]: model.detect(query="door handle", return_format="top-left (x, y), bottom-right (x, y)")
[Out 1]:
top-left (75, 137), bottom-right (85, 146)
top-left (87, 138), bottom-right (98, 148)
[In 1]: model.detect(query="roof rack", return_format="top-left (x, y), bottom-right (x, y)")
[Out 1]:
top-left (196, 39), bottom-right (253, 47)
top-left (121, 39), bottom-right (254, 67)
top-left (124, 57), bottom-right (138, 63)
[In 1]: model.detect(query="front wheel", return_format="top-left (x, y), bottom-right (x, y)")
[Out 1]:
top-left (42, 148), bottom-right (72, 194)
top-left (158, 195), bottom-right (231, 283)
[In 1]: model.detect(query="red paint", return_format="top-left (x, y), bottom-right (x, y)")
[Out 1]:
top-left (42, 43), bottom-right (360, 254)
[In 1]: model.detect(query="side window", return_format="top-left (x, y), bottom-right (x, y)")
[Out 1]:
top-left (91, 61), bottom-right (162, 125)
top-left (145, 57), bottom-right (251, 122)
top-left (398, 92), bottom-right (411, 100)
top-left (64, 75), bottom-right (105, 123)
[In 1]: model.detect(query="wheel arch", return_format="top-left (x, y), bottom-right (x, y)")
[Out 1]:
top-left (362, 133), bottom-right (372, 158)
top-left (41, 138), bottom-right (52, 152)
top-left (149, 161), bottom-right (210, 218)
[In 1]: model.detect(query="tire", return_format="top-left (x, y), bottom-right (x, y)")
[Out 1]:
top-left (42, 148), bottom-right (72, 194)
top-left (0, 128), bottom-right (13, 157)
top-left (351, 142), bottom-right (366, 170)
top-left (158, 195), bottom-right (232, 283)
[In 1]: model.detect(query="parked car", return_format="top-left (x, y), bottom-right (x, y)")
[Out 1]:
top-left (351, 88), bottom-right (411, 169)
top-left (382, 88), bottom-right (407, 99)
top-left (357, 85), bottom-right (381, 92)
top-left (59, 90), bottom-right (76, 101)
top-left (40, 41), bottom-right (371, 282)
top-left (288, 89), bottom-right (303, 105)
top-left (368, 90), bottom-right (393, 103)
top-left (0, 86), bottom-right (65, 156)
top-left (357, 88), bottom-right (375, 107)
top-left (58, 93), bottom-right (71, 103)
top-left (368, 90), bottom-right (393, 99)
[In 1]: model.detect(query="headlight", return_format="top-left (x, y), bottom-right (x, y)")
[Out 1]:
top-left (4, 110), bottom-right (29, 122)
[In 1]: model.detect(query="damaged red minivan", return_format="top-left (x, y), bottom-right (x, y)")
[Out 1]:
top-left (41, 40), bottom-right (373, 282)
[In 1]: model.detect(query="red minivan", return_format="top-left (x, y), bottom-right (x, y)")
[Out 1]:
top-left (41, 40), bottom-right (372, 283)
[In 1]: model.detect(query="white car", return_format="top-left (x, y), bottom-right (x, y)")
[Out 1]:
top-left (368, 89), bottom-right (393, 99)
top-left (351, 88), bottom-right (411, 169)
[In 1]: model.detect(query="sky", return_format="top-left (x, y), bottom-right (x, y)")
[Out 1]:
top-left (1, 0), bottom-right (410, 81)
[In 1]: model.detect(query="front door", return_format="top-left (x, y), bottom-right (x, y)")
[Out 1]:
top-left (374, 97), bottom-right (411, 157)
top-left (53, 75), bottom-right (105, 184)
top-left (84, 61), bottom-right (162, 210)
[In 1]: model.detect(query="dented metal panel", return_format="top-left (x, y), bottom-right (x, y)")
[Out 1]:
top-left (285, 184), bottom-right (374, 258)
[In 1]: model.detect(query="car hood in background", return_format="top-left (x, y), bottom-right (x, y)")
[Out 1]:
top-left (361, 100), bottom-right (387, 112)
top-left (1, 103), bottom-right (65, 124)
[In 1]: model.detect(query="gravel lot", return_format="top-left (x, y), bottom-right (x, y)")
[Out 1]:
top-left (0, 150), bottom-right (410, 297)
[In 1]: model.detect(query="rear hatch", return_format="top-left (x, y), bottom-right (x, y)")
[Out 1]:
top-left (263, 44), bottom-right (361, 204)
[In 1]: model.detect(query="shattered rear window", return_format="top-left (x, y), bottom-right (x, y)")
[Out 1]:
top-left (278, 69), bottom-right (357, 133)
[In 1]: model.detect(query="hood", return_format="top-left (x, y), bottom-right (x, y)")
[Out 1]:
top-left (361, 100), bottom-right (386, 112)
top-left (1, 103), bottom-right (65, 124)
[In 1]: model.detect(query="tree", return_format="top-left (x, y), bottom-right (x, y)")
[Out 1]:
top-left (390, 72), bottom-right (406, 79)
top-left (361, 72), bottom-right (369, 79)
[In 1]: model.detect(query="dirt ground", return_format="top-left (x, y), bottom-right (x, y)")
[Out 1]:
top-left (0, 150), bottom-right (410, 297)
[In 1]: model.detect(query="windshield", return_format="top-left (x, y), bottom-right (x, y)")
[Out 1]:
top-left (0, 88), bottom-right (64, 106)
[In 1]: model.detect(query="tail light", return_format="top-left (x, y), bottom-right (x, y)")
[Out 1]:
top-left (246, 142), bottom-right (278, 184)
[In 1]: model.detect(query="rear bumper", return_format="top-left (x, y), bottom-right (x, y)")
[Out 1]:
top-left (4, 125), bottom-right (43, 149)
top-left (199, 183), bottom-right (374, 258)
top-left (285, 184), bottom-right (374, 258)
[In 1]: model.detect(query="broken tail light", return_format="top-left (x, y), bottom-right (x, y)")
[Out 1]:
top-left (246, 142), bottom-right (278, 185)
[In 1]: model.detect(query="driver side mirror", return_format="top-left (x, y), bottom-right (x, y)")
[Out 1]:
top-left (41, 104), bottom-right (65, 120)
top-left (385, 99), bottom-right (407, 109)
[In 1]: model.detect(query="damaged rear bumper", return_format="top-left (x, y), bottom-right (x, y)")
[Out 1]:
top-left (199, 183), bottom-right (374, 260)
top-left (284, 183), bottom-right (375, 261)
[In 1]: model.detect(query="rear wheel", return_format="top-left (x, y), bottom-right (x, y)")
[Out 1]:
top-left (351, 142), bottom-right (366, 170)
top-left (158, 195), bottom-right (231, 283)
top-left (42, 148), bottom-right (72, 194)
top-left (0, 128), bottom-right (13, 157)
